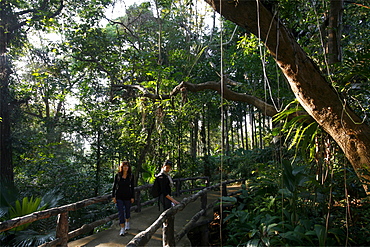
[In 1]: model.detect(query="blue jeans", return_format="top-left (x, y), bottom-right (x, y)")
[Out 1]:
top-left (116, 199), bottom-right (131, 224)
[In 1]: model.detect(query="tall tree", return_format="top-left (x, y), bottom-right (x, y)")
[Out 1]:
top-left (202, 0), bottom-right (370, 193)
top-left (0, 0), bottom-right (62, 182)
top-left (327, 0), bottom-right (343, 66)
top-left (0, 0), bottom-right (112, 183)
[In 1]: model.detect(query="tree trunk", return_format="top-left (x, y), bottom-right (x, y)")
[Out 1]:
top-left (224, 107), bottom-right (230, 155)
top-left (231, 111), bottom-right (235, 150)
top-left (327, 0), bottom-right (343, 66)
top-left (177, 120), bottom-right (182, 170)
top-left (244, 108), bottom-right (249, 150)
top-left (0, 54), bottom-right (13, 183)
top-left (207, 104), bottom-right (211, 157)
top-left (135, 119), bottom-right (155, 185)
top-left (251, 108), bottom-right (256, 148)
top-left (202, 107), bottom-right (211, 178)
top-left (239, 112), bottom-right (244, 149)
top-left (190, 117), bottom-right (198, 160)
top-left (258, 112), bottom-right (263, 149)
top-left (0, 2), bottom-right (14, 183)
top-left (95, 129), bottom-right (101, 196)
top-left (205, 0), bottom-right (370, 193)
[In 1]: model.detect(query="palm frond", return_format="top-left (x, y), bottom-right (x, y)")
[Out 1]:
top-left (273, 99), bottom-right (320, 161)
top-left (10, 229), bottom-right (55, 247)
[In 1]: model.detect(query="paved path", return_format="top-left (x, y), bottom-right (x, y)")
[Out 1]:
top-left (68, 185), bottom-right (241, 247)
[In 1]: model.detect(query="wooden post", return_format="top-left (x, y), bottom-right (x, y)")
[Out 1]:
top-left (222, 183), bottom-right (227, 197)
top-left (56, 212), bottom-right (68, 247)
top-left (200, 223), bottom-right (209, 246)
top-left (163, 216), bottom-right (175, 247)
top-left (135, 189), bottom-right (141, 212)
top-left (175, 179), bottom-right (181, 196)
top-left (201, 192), bottom-right (207, 216)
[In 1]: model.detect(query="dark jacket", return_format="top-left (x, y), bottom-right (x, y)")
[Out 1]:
top-left (112, 173), bottom-right (135, 200)
top-left (157, 173), bottom-right (172, 197)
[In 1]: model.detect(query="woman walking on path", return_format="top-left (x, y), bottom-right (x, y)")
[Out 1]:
top-left (112, 161), bottom-right (135, 236)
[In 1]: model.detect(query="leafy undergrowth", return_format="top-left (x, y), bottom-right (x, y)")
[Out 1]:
top-left (219, 188), bottom-right (370, 246)
top-left (188, 158), bottom-right (370, 247)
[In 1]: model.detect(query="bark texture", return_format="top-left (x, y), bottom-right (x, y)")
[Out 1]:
top-left (205, 0), bottom-right (370, 193)
top-left (327, 0), bottom-right (343, 65)
top-left (0, 55), bottom-right (13, 182)
top-left (0, 2), bottom-right (15, 182)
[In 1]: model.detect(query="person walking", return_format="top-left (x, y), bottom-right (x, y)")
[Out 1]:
top-left (156, 160), bottom-right (179, 210)
top-left (112, 161), bottom-right (135, 236)
top-left (156, 160), bottom-right (179, 246)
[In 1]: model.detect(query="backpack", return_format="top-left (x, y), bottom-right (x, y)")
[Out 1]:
top-left (151, 176), bottom-right (161, 198)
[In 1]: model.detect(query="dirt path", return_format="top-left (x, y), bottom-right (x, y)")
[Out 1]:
top-left (68, 185), bottom-right (241, 247)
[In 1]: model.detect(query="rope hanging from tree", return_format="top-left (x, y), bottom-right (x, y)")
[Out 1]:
top-left (218, 0), bottom-right (224, 244)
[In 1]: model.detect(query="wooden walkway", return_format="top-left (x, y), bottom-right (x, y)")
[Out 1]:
top-left (68, 185), bottom-right (241, 247)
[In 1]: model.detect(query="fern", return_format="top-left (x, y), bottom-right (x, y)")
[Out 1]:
top-left (9, 196), bottom-right (41, 231)
top-left (273, 100), bottom-right (320, 162)
top-left (9, 196), bottom-right (48, 232)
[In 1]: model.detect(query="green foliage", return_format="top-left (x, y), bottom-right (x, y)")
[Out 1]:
top-left (9, 197), bottom-right (46, 231)
top-left (5, 230), bottom-right (55, 247)
top-left (0, 179), bottom-right (19, 222)
top-left (4, 0), bottom-right (370, 245)
top-left (337, 50), bottom-right (370, 124)
top-left (0, 185), bottom-right (63, 246)
top-left (273, 100), bottom-right (320, 162)
top-left (222, 160), bottom-right (351, 246)
top-left (2, 189), bottom-right (63, 231)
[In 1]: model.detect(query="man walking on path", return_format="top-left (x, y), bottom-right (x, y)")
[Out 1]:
top-left (156, 160), bottom-right (180, 210)
top-left (156, 160), bottom-right (179, 246)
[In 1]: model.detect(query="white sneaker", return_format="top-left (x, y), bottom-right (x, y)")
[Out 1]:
top-left (119, 227), bottom-right (125, 236)
top-left (125, 222), bottom-right (130, 230)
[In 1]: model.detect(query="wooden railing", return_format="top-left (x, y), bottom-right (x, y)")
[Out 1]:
top-left (0, 176), bottom-right (210, 246)
top-left (135, 176), bottom-right (209, 212)
top-left (126, 178), bottom-right (244, 247)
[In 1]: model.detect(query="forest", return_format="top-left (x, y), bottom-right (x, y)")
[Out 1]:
top-left (0, 0), bottom-right (370, 246)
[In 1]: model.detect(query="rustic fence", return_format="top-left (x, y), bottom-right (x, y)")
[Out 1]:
top-left (0, 176), bottom-right (210, 246)
top-left (126, 178), bottom-right (244, 247)
top-left (135, 176), bottom-right (209, 212)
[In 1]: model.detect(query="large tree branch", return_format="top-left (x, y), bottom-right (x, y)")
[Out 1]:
top-left (205, 0), bottom-right (370, 192)
top-left (173, 81), bottom-right (277, 117)
top-left (108, 19), bottom-right (141, 52)
top-left (114, 79), bottom-right (309, 120)
top-left (112, 84), bottom-right (171, 100)
top-left (113, 80), bottom-right (274, 113)
top-left (11, 0), bottom-right (64, 31)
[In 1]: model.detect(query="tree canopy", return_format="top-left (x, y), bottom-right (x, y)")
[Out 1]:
top-left (1, 0), bottom-right (370, 245)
